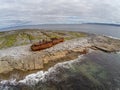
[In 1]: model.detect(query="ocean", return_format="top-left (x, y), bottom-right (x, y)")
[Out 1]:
top-left (1, 23), bottom-right (120, 38)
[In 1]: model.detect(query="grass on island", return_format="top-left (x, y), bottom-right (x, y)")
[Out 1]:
top-left (0, 29), bottom-right (88, 49)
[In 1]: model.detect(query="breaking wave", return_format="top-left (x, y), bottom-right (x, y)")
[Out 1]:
top-left (0, 55), bottom-right (83, 90)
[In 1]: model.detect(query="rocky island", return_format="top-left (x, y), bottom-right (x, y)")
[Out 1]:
top-left (0, 29), bottom-right (120, 90)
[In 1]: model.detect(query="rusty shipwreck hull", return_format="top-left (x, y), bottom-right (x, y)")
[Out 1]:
top-left (31, 38), bottom-right (64, 51)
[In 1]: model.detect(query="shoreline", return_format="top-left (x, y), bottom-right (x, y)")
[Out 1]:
top-left (0, 34), bottom-right (120, 81)
top-left (0, 33), bottom-right (120, 90)
top-left (0, 50), bottom-right (120, 90)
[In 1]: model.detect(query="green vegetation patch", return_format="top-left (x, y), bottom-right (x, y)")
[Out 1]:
top-left (0, 34), bottom-right (17, 49)
top-left (69, 31), bottom-right (87, 37)
top-left (0, 30), bottom-right (88, 49)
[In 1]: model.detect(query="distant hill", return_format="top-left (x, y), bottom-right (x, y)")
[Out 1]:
top-left (85, 23), bottom-right (120, 26)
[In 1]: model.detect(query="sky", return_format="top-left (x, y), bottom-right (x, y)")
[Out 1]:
top-left (0, 0), bottom-right (120, 29)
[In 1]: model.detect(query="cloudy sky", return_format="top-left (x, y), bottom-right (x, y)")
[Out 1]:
top-left (0, 0), bottom-right (120, 29)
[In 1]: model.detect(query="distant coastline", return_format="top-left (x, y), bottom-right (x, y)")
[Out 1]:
top-left (1, 23), bottom-right (120, 31)
top-left (0, 23), bottom-right (120, 38)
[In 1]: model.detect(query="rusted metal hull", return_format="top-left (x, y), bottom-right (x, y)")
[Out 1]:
top-left (52, 38), bottom-right (64, 45)
top-left (31, 38), bottom-right (64, 51)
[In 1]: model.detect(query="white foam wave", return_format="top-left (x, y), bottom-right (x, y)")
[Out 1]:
top-left (107, 36), bottom-right (120, 40)
top-left (116, 51), bottom-right (120, 54)
top-left (18, 55), bottom-right (83, 85)
top-left (19, 71), bottom-right (45, 85)
top-left (0, 55), bottom-right (83, 87)
top-left (0, 79), bottom-right (17, 86)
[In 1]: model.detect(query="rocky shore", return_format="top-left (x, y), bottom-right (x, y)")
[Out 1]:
top-left (0, 33), bottom-right (120, 90)
top-left (0, 51), bottom-right (120, 90)
top-left (0, 35), bottom-right (120, 76)
top-left (0, 37), bottom-right (90, 74)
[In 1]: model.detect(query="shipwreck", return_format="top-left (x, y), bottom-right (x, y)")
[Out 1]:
top-left (31, 38), bottom-right (64, 51)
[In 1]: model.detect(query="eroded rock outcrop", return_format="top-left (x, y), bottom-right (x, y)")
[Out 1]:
top-left (0, 35), bottom-right (120, 74)
top-left (90, 36), bottom-right (120, 52)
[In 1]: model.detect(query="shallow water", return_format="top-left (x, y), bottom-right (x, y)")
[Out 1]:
top-left (0, 51), bottom-right (120, 90)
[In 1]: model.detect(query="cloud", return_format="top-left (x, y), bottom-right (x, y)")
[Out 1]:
top-left (0, 0), bottom-right (120, 28)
